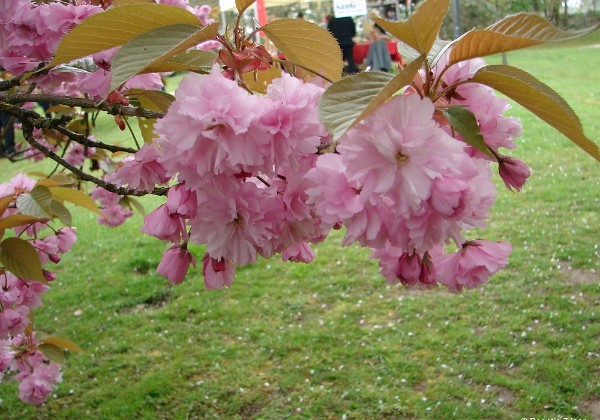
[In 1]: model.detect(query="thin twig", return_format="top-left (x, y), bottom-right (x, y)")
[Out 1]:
top-left (20, 120), bottom-right (168, 197)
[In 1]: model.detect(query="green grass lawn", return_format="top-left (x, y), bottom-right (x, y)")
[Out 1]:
top-left (1, 38), bottom-right (599, 419)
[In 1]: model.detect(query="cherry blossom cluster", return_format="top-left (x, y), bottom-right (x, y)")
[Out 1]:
top-left (0, 0), bottom-right (217, 101)
top-left (107, 58), bottom-right (527, 292)
top-left (0, 0), bottom-right (101, 75)
top-left (122, 66), bottom-right (332, 288)
top-left (0, 175), bottom-right (78, 404)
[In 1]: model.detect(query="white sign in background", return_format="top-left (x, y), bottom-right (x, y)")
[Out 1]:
top-left (332, 0), bottom-right (368, 17)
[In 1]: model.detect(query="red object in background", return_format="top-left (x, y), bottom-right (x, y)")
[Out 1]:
top-left (256, 0), bottom-right (267, 38)
top-left (353, 41), bottom-right (402, 65)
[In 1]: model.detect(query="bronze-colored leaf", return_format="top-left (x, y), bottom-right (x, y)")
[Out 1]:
top-left (236, 0), bottom-right (256, 14)
top-left (137, 117), bottom-right (157, 144)
top-left (125, 89), bottom-right (175, 113)
top-left (372, 0), bottom-right (450, 55)
top-left (0, 195), bottom-right (13, 217)
top-left (354, 57), bottom-right (425, 128)
top-left (319, 72), bottom-right (393, 141)
top-left (0, 237), bottom-right (45, 282)
top-left (319, 57), bottom-right (424, 140)
top-left (41, 337), bottom-right (83, 353)
top-left (449, 13), bottom-right (599, 65)
top-left (110, 23), bottom-right (219, 92)
top-left (0, 214), bottom-right (49, 230)
top-left (241, 65), bottom-right (283, 94)
top-left (49, 187), bottom-right (102, 215)
top-left (50, 200), bottom-right (72, 226)
top-left (263, 18), bottom-right (343, 82)
top-left (142, 50), bottom-right (217, 73)
top-left (49, 4), bottom-right (201, 68)
top-left (16, 185), bottom-right (53, 219)
top-left (39, 343), bottom-right (65, 365)
top-left (113, 0), bottom-right (155, 5)
top-left (472, 65), bottom-right (600, 162)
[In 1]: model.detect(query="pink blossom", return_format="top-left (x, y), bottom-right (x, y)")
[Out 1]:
top-left (189, 176), bottom-right (284, 265)
top-left (78, 70), bottom-right (111, 100)
top-left (90, 187), bottom-right (121, 207)
top-left (434, 240), bottom-right (512, 292)
top-left (98, 204), bottom-right (133, 227)
top-left (386, 157), bottom-right (497, 253)
top-left (337, 94), bottom-right (466, 215)
top-left (433, 52), bottom-right (522, 156)
top-left (0, 1), bottom-right (100, 74)
top-left (202, 254), bottom-right (235, 290)
top-left (259, 73), bottom-right (326, 170)
top-left (191, 5), bottom-right (215, 26)
top-left (155, 66), bottom-right (269, 185)
top-left (0, 339), bottom-right (15, 378)
top-left (498, 156), bottom-right (531, 192)
top-left (17, 361), bottom-right (62, 405)
top-left (0, 308), bottom-right (28, 339)
top-left (0, 173), bottom-right (36, 198)
top-left (56, 227), bottom-right (78, 253)
top-left (124, 73), bottom-right (164, 91)
top-left (64, 142), bottom-right (96, 167)
top-left (32, 236), bottom-right (60, 265)
top-left (305, 153), bottom-right (362, 228)
top-left (166, 183), bottom-right (198, 218)
top-left (109, 143), bottom-right (170, 192)
top-left (92, 47), bottom-right (118, 70)
top-left (141, 204), bottom-right (187, 243)
top-left (394, 252), bottom-right (421, 287)
top-left (157, 245), bottom-right (196, 285)
top-left (281, 242), bottom-right (315, 263)
top-left (0, 273), bottom-right (49, 309)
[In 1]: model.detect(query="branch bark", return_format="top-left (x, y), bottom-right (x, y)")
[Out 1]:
top-left (0, 93), bottom-right (164, 119)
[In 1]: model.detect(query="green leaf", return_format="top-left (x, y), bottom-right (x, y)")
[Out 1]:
top-left (0, 214), bottom-right (49, 230)
top-left (442, 106), bottom-right (493, 158)
top-left (110, 23), bottom-right (219, 92)
top-left (472, 65), bottom-right (600, 162)
top-left (449, 14), bottom-right (599, 66)
top-left (16, 185), bottom-right (52, 219)
top-left (49, 4), bottom-right (202, 68)
top-left (142, 50), bottom-right (217, 73)
top-left (319, 72), bottom-right (393, 141)
top-left (0, 237), bottom-right (45, 282)
top-left (41, 337), bottom-right (83, 353)
top-left (319, 57), bottom-right (424, 140)
top-left (354, 57), bottom-right (425, 130)
top-left (236, 0), bottom-right (256, 15)
top-left (372, 0), bottom-right (450, 55)
top-left (137, 117), bottom-right (157, 144)
top-left (262, 18), bottom-right (344, 82)
top-left (39, 343), bottom-right (65, 365)
top-left (50, 200), bottom-right (72, 226)
top-left (49, 187), bottom-right (102, 215)
top-left (125, 89), bottom-right (175, 113)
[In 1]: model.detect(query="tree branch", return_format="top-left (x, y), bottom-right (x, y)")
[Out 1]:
top-left (0, 79), bottom-right (20, 92)
top-left (0, 103), bottom-right (138, 154)
top-left (19, 119), bottom-right (168, 198)
top-left (0, 93), bottom-right (164, 119)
